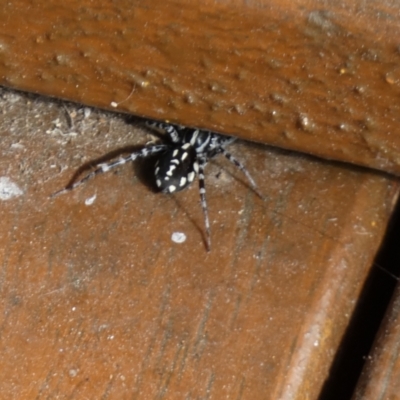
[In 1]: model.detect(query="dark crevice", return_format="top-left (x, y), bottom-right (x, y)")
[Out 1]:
top-left (318, 195), bottom-right (400, 400)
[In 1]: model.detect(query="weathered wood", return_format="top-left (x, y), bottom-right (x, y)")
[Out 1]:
top-left (0, 0), bottom-right (400, 174)
top-left (0, 88), bottom-right (398, 399)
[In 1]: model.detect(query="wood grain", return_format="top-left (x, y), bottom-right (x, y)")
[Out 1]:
top-left (0, 88), bottom-right (398, 399)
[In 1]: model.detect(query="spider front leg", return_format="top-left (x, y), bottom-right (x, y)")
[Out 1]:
top-left (196, 155), bottom-right (212, 252)
top-left (51, 144), bottom-right (167, 197)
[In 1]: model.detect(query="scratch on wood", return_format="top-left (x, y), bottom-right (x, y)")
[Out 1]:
top-left (192, 292), bottom-right (214, 359)
top-left (204, 371), bottom-right (215, 400)
top-left (132, 285), bottom-right (171, 398)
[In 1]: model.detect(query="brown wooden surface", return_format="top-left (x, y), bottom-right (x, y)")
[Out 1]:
top-left (352, 281), bottom-right (400, 400)
top-left (0, 0), bottom-right (400, 175)
top-left (0, 88), bottom-right (398, 399)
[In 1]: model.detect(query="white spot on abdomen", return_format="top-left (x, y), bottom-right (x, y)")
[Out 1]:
top-left (180, 177), bottom-right (187, 187)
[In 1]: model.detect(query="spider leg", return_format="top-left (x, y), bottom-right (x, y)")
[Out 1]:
top-left (145, 121), bottom-right (181, 143)
top-left (197, 156), bottom-right (211, 252)
top-left (51, 144), bottom-right (167, 197)
top-left (211, 134), bottom-right (236, 149)
top-left (220, 149), bottom-right (264, 200)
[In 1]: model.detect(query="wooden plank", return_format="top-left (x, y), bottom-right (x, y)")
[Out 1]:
top-left (0, 88), bottom-right (398, 399)
top-left (0, 1), bottom-right (400, 174)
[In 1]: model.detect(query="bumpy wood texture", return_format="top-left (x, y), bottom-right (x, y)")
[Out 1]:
top-left (0, 0), bottom-right (400, 173)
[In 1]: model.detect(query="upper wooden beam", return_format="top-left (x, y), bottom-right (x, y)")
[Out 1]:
top-left (1, 0), bottom-right (400, 174)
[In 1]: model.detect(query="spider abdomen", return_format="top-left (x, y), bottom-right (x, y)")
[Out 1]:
top-left (155, 144), bottom-right (198, 193)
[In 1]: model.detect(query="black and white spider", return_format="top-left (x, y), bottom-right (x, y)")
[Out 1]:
top-left (53, 122), bottom-right (261, 251)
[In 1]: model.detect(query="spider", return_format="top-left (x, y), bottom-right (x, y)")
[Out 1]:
top-left (52, 122), bottom-right (262, 251)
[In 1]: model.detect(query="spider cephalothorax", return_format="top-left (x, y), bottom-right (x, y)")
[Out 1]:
top-left (53, 121), bottom-right (260, 251)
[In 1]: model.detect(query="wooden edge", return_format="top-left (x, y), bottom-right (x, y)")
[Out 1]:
top-left (0, 0), bottom-right (400, 174)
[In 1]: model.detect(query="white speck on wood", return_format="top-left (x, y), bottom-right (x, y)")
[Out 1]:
top-left (85, 194), bottom-right (97, 206)
top-left (171, 232), bottom-right (187, 244)
top-left (0, 177), bottom-right (23, 200)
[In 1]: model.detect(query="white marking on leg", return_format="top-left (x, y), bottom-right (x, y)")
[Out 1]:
top-left (204, 212), bottom-right (210, 229)
top-left (197, 168), bottom-right (211, 251)
top-left (100, 164), bottom-right (111, 172)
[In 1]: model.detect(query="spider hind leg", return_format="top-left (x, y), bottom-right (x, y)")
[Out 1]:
top-left (51, 144), bottom-right (167, 197)
top-left (197, 156), bottom-right (212, 252)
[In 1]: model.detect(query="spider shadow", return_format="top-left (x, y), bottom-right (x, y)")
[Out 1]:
top-left (209, 156), bottom-right (264, 200)
top-left (167, 154), bottom-right (264, 251)
top-left (167, 188), bottom-right (210, 251)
